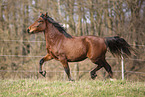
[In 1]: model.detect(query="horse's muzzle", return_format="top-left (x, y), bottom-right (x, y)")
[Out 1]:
top-left (27, 29), bottom-right (30, 34)
top-left (27, 29), bottom-right (34, 34)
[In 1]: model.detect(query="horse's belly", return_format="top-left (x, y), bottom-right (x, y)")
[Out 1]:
top-left (64, 37), bottom-right (88, 62)
top-left (67, 55), bottom-right (87, 62)
top-left (66, 49), bottom-right (87, 62)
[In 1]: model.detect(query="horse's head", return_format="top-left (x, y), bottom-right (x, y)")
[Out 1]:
top-left (27, 12), bottom-right (48, 34)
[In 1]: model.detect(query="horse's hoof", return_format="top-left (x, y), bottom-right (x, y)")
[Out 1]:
top-left (39, 70), bottom-right (46, 77)
top-left (69, 78), bottom-right (75, 81)
top-left (91, 74), bottom-right (97, 80)
top-left (110, 78), bottom-right (116, 81)
top-left (43, 70), bottom-right (46, 77)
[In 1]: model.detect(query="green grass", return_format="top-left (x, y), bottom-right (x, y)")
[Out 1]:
top-left (0, 79), bottom-right (145, 97)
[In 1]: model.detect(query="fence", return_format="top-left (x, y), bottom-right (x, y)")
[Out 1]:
top-left (0, 40), bottom-right (145, 81)
top-left (0, 68), bottom-right (145, 81)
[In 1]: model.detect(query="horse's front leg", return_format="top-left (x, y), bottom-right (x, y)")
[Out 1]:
top-left (59, 56), bottom-right (74, 81)
top-left (39, 53), bottom-right (53, 77)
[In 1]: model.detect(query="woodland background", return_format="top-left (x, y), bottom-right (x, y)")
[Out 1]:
top-left (0, 0), bottom-right (145, 81)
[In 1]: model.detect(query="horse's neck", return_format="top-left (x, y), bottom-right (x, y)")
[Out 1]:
top-left (44, 23), bottom-right (64, 47)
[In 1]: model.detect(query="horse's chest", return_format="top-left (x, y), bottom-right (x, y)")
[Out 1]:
top-left (47, 47), bottom-right (61, 60)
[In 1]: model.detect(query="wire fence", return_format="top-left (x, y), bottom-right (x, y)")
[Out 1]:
top-left (0, 54), bottom-right (145, 62)
top-left (0, 70), bottom-right (145, 74)
top-left (0, 40), bottom-right (145, 81)
top-left (0, 69), bottom-right (145, 81)
top-left (0, 39), bottom-right (145, 47)
top-left (0, 40), bottom-right (45, 43)
top-left (1, 39), bottom-right (144, 61)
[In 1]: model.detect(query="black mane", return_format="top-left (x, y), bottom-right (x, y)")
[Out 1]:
top-left (41, 14), bottom-right (72, 38)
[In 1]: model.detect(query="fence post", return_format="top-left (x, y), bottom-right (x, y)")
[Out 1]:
top-left (121, 54), bottom-right (124, 80)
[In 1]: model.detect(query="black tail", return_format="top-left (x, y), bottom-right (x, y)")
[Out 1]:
top-left (105, 36), bottom-right (133, 57)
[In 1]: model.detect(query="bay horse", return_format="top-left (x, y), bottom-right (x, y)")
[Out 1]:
top-left (27, 13), bottom-right (133, 81)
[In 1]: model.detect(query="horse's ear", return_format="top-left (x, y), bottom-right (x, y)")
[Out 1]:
top-left (45, 12), bottom-right (48, 17)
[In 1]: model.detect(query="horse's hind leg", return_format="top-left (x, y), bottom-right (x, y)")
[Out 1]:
top-left (39, 53), bottom-right (53, 77)
top-left (90, 59), bottom-right (113, 79)
top-left (90, 60), bottom-right (103, 79)
top-left (102, 60), bottom-right (113, 78)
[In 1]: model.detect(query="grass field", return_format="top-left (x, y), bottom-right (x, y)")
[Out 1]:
top-left (0, 79), bottom-right (145, 97)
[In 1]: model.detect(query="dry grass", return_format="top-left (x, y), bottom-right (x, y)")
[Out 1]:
top-left (0, 79), bottom-right (145, 97)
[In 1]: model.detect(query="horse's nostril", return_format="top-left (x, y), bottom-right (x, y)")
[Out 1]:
top-left (27, 29), bottom-right (30, 33)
